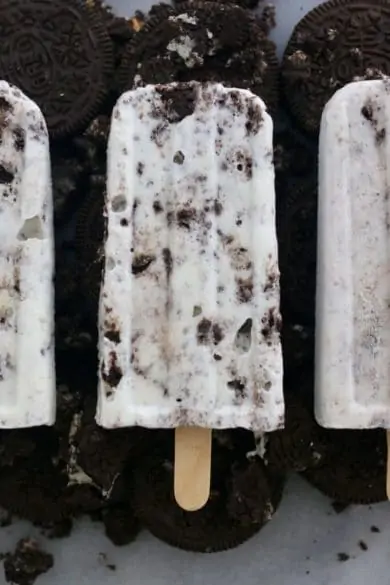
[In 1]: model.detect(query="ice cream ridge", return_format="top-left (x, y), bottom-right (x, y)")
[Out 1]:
top-left (0, 81), bottom-right (55, 429)
top-left (98, 81), bottom-right (284, 511)
top-left (315, 78), bottom-right (390, 500)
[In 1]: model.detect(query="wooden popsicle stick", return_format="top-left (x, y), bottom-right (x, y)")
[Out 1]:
top-left (174, 427), bottom-right (212, 511)
top-left (386, 431), bottom-right (390, 500)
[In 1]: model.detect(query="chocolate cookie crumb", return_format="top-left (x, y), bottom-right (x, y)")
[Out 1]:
top-left (102, 352), bottom-right (123, 389)
top-left (302, 427), bottom-right (386, 504)
top-left (4, 539), bottom-right (53, 585)
top-left (197, 318), bottom-right (212, 344)
top-left (119, 3), bottom-right (279, 111)
top-left (162, 248), bottom-right (173, 279)
top-left (331, 501), bottom-right (349, 514)
top-left (103, 505), bottom-right (140, 546)
top-left (43, 518), bottom-right (73, 540)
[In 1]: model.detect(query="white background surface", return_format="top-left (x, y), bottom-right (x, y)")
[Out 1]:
top-left (1, 476), bottom-right (390, 585)
top-left (3, 1), bottom-right (390, 584)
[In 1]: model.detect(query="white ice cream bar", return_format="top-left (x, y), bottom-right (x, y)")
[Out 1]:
top-left (0, 81), bottom-right (55, 428)
top-left (316, 79), bottom-right (390, 429)
top-left (97, 81), bottom-right (284, 431)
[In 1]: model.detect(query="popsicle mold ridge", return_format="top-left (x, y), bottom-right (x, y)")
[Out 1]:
top-left (0, 80), bottom-right (55, 428)
top-left (97, 81), bottom-right (284, 432)
top-left (316, 79), bottom-right (390, 429)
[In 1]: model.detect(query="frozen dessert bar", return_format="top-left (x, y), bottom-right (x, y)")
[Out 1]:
top-left (316, 79), bottom-right (390, 429)
top-left (0, 81), bottom-right (55, 428)
top-left (97, 81), bottom-right (284, 432)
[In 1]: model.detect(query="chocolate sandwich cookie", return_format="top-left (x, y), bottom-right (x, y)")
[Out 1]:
top-left (0, 0), bottom-right (113, 138)
top-left (55, 245), bottom-right (97, 352)
top-left (62, 484), bottom-right (104, 517)
top-left (87, 1), bottom-right (146, 74)
top-left (277, 175), bottom-right (318, 326)
top-left (256, 3), bottom-right (277, 36)
top-left (0, 453), bottom-right (68, 525)
top-left (75, 178), bottom-right (105, 317)
top-left (73, 119), bottom-right (109, 179)
top-left (282, 0), bottom-right (390, 134)
top-left (302, 428), bottom-right (387, 504)
top-left (75, 175), bottom-right (105, 259)
top-left (273, 127), bottom-right (317, 181)
top-left (75, 397), bottom-right (148, 493)
top-left (226, 458), bottom-right (285, 526)
top-left (102, 504), bottom-right (141, 546)
top-left (0, 430), bottom-right (36, 467)
top-left (51, 141), bottom-right (91, 225)
top-left (281, 322), bottom-right (315, 374)
top-left (118, 2), bottom-right (279, 110)
top-left (173, 0), bottom-right (261, 9)
top-left (147, 3), bottom-right (176, 20)
top-left (265, 390), bottom-right (327, 473)
top-left (131, 431), bottom-right (284, 552)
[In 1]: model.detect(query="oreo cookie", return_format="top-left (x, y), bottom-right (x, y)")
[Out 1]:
top-left (265, 391), bottom-right (327, 473)
top-left (63, 484), bottom-right (104, 517)
top-left (103, 505), bottom-right (141, 546)
top-left (75, 177), bottom-right (106, 316)
top-left (0, 452), bottom-right (68, 525)
top-left (147, 3), bottom-right (176, 20)
top-left (51, 141), bottom-right (91, 226)
top-left (55, 242), bottom-right (97, 351)
top-left (0, 430), bottom-right (35, 467)
top-left (0, 0), bottom-right (113, 138)
top-left (226, 458), bottom-right (285, 526)
top-left (277, 175), bottom-right (318, 326)
top-left (302, 428), bottom-right (387, 504)
top-left (118, 2), bottom-right (279, 110)
top-left (281, 322), bottom-right (315, 374)
top-left (75, 397), bottom-right (148, 493)
top-left (282, 0), bottom-right (390, 133)
top-left (273, 127), bottom-right (317, 180)
top-left (173, 0), bottom-right (261, 9)
top-left (131, 431), bottom-right (284, 552)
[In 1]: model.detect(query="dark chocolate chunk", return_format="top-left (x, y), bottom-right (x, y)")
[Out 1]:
top-left (282, 0), bottom-right (390, 133)
top-left (102, 351), bottom-right (123, 389)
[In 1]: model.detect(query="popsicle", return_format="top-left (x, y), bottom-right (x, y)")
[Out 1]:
top-left (0, 81), bottom-right (55, 428)
top-left (97, 81), bottom-right (284, 510)
top-left (315, 79), bottom-right (390, 497)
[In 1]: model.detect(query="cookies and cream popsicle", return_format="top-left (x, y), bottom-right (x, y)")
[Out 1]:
top-left (97, 81), bottom-right (284, 433)
top-left (316, 79), bottom-right (390, 431)
top-left (0, 81), bottom-right (55, 428)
